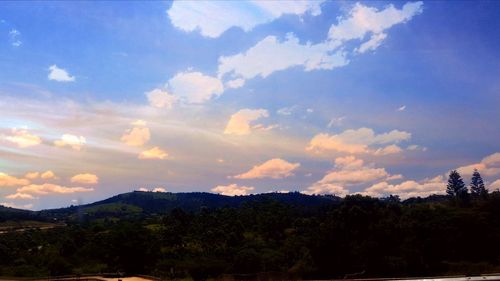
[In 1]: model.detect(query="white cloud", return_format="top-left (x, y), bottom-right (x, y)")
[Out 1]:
top-left (407, 144), bottom-right (427, 152)
top-left (167, 1), bottom-right (325, 38)
top-left (328, 2), bottom-right (423, 42)
top-left (225, 78), bottom-right (246, 89)
top-left (304, 156), bottom-right (400, 196)
top-left (362, 176), bottom-right (445, 199)
top-left (277, 105), bottom-right (298, 116)
top-left (303, 183), bottom-right (350, 197)
top-left (48, 65), bottom-right (75, 82)
top-left (327, 116), bottom-right (346, 128)
top-left (152, 187), bottom-right (166, 192)
top-left (233, 158), bottom-right (300, 179)
top-left (215, 2), bottom-right (422, 91)
top-left (121, 127), bottom-right (150, 146)
top-left (211, 183), bottom-right (255, 196)
top-left (168, 71), bottom-right (224, 103)
top-left (139, 147), bottom-right (168, 160)
top-left (17, 183), bottom-right (93, 195)
top-left (0, 173), bottom-right (30, 187)
top-left (218, 33), bottom-right (348, 83)
top-left (224, 108), bottom-right (269, 135)
top-left (397, 105), bottom-right (406, 111)
top-left (71, 173), bottom-right (99, 184)
top-left (9, 29), bottom-right (22, 47)
top-left (5, 192), bottom-right (36, 200)
top-left (54, 134), bottom-right (86, 150)
top-left (146, 88), bottom-right (177, 109)
top-left (5, 129), bottom-right (42, 148)
top-left (307, 127), bottom-right (411, 155)
top-left (356, 32), bottom-right (387, 53)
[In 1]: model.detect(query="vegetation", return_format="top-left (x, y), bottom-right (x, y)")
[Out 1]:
top-left (1, 171), bottom-right (500, 280)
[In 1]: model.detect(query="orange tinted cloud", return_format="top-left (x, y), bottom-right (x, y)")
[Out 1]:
top-left (233, 158), bottom-right (300, 179)
top-left (139, 147), bottom-right (168, 160)
top-left (0, 173), bottom-right (30, 187)
top-left (5, 129), bottom-right (42, 148)
top-left (71, 173), bottom-right (99, 184)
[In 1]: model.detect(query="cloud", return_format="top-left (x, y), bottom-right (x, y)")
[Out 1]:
top-left (0, 173), bottom-right (30, 187)
top-left (224, 108), bottom-right (269, 135)
top-left (48, 65), bottom-right (75, 82)
top-left (9, 29), bottom-right (22, 47)
top-left (0, 202), bottom-right (33, 210)
top-left (456, 152), bottom-right (500, 177)
top-left (225, 78), bottom-right (246, 89)
top-left (355, 32), bottom-right (387, 53)
top-left (5, 192), bottom-right (35, 200)
top-left (218, 33), bottom-right (348, 84)
top-left (277, 105), bottom-right (298, 116)
top-left (40, 170), bottom-right (57, 180)
top-left (152, 187), bottom-right (166, 192)
top-left (491, 179), bottom-right (500, 191)
top-left (146, 88), bottom-right (177, 109)
top-left (407, 144), bottom-right (427, 152)
top-left (168, 71), bottom-right (224, 103)
top-left (71, 173), bottom-right (99, 184)
top-left (362, 176), bottom-right (445, 199)
top-left (5, 128), bottom-right (42, 148)
top-left (139, 147), bottom-right (168, 160)
top-left (131, 120), bottom-right (147, 126)
top-left (328, 2), bottom-right (423, 41)
top-left (216, 2), bottom-right (422, 90)
top-left (233, 158), bottom-right (300, 179)
top-left (121, 127), bottom-right (150, 146)
top-left (54, 134), bottom-right (86, 150)
top-left (211, 183), bottom-right (255, 196)
top-left (167, 1), bottom-right (324, 38)
top-left (327, 116), bottom-right (346, 128)
top-left (357, 152), bottom-right (500, 199)
top-left (307, 127), bottom-right (411, 155)
top-left (304, 156), bottom-right (400, 195)
top-left (24, 172), bottom-right (40, 180)
top-left (17, 183), bottom-right (93, 195)
top-left (397, 105), bottom-right (406, 111)
top-left (303, 183), bottom-right (349, 197)
top-left (374, 144), bottom-right (403, 156)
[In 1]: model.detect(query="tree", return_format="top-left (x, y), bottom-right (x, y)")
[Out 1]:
top-left (446, 170), bottom-right (468, 198)
top-left (470, 169), bottom-right (487, 198)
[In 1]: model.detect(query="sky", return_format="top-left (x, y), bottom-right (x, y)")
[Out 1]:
top-left (0, 1), bottom-right (499, 210)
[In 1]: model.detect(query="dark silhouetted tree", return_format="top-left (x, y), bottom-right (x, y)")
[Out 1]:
top-left (446, 170), bottom-right (468, 198)
top-left (470, 169), bottom-right (487, 198)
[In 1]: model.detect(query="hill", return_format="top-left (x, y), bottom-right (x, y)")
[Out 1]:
top-left (36, 191), bottom-right (341, 221)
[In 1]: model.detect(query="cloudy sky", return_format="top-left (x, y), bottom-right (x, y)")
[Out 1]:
top-left (1, 1), bottom-right (499, 210)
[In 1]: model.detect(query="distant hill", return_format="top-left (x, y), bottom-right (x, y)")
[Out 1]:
top-left (32, 191), bottom-right (341, 221)
top-left (1, 191), bottom-right (450, 223)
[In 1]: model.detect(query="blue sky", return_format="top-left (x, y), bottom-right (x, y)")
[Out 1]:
top-left (0, 1), bottom-right (499, 210)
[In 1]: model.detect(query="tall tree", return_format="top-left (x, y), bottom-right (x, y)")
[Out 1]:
top-left (470, 169), bottom-right (487, 198)
top-left (446, 170), bottom-right (468, 198)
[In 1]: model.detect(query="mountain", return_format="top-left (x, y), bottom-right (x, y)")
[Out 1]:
top-left (30, 191), bottom-right (341, 221)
